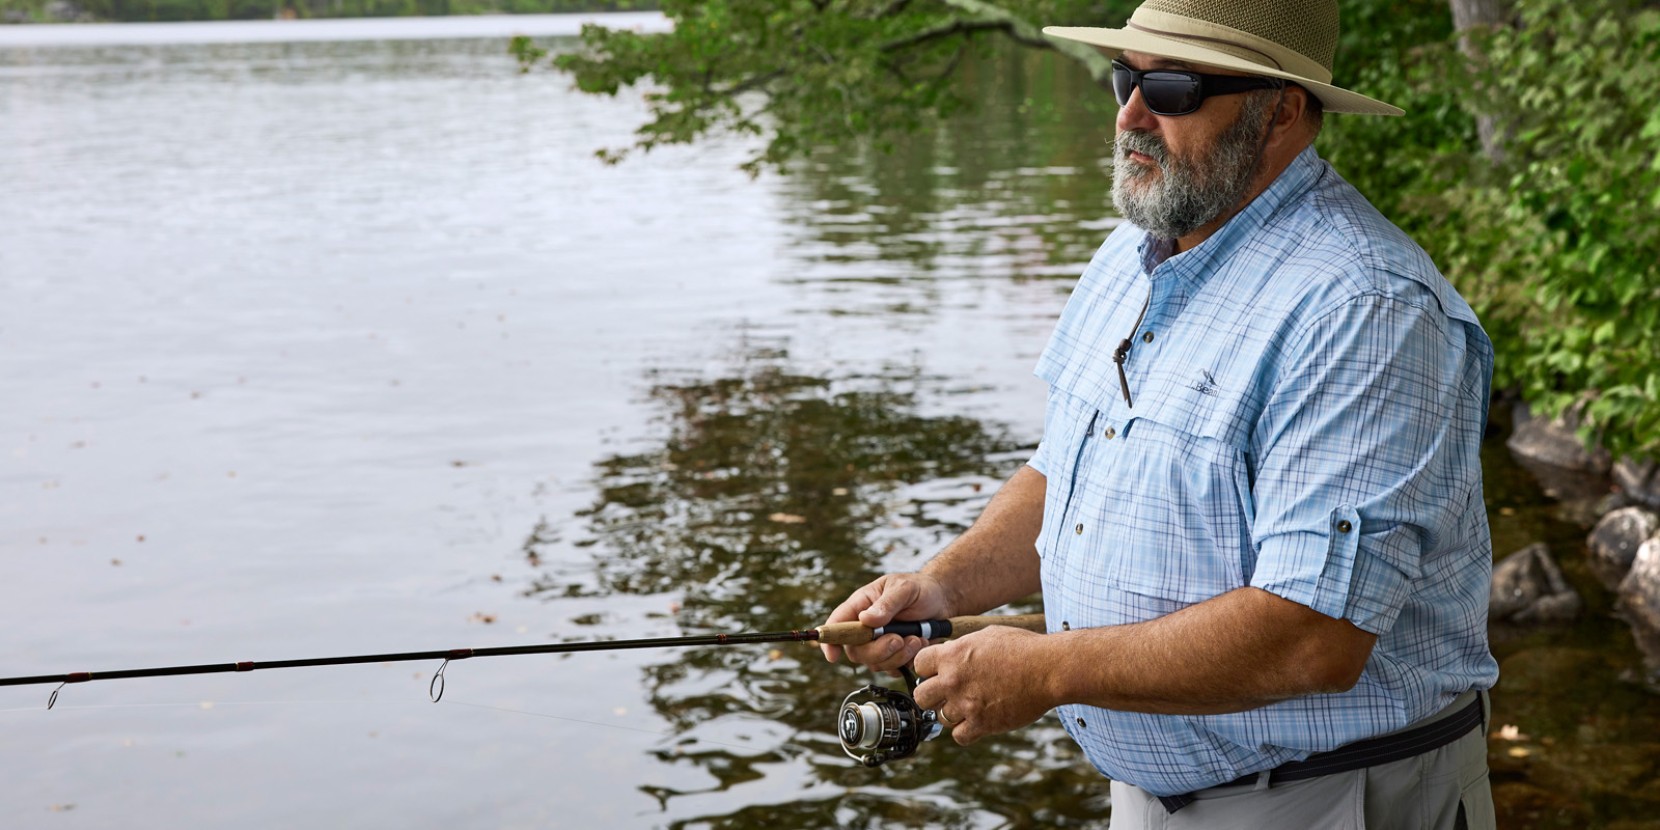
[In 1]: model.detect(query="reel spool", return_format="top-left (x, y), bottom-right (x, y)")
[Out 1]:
top-left (838, 683), bottom-right (942, 767)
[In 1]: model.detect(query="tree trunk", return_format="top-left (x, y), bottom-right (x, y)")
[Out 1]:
top-left (1447, 0), bottom-right (1514, 161)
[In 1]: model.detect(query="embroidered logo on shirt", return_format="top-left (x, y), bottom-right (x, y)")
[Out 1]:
top-left (1192, 369), bottom-right (1218, 395)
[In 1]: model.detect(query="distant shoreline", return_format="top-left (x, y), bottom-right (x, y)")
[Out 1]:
top-left (2, 2), bottom-right (660, 27)
top-left (0, 11), bottom-right (671, 46)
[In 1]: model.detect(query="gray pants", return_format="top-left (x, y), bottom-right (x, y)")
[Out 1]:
top-left (1108, 693), bottom-right (1495, 830)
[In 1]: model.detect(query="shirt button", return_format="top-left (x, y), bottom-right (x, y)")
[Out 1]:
top-left (1337, 519), bottom-right (1353, 533)
top-left (1076, 717), bottom-right (1087, 729)
top-left (1142, 331), bottom-right (1155, 344)
top-left (1061, 621), bottom-right (1071, 631)
top-left (1074, 523), bottom-right (1084, 535)
top-left (1103, 426), bottom-right (1117, 440)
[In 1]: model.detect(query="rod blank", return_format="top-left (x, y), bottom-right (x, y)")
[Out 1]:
top-left (1, 614), bottom-right (1046, 691)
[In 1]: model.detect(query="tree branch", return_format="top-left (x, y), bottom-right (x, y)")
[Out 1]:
top-left (934, 0), bottom-right (1114, 87)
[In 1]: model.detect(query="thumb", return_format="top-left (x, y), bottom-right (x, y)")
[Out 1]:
top-left (856, 600), bottom-right (896, 628)
top-left (857, 582), bottom-right (920, 627)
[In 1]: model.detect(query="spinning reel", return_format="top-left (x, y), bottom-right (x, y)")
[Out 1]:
top-left (837, 667), bottom-right (943, 767)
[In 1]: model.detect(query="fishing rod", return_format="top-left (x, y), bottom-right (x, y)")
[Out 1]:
top-left (2, 612), bottom-right (1044, 766)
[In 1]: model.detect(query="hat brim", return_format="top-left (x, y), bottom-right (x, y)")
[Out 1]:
top-left (1044, 26), bottom-right (1403, 116)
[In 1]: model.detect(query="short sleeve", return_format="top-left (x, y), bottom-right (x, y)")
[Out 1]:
top-left (1027, 440), bottom-right (1050, 477)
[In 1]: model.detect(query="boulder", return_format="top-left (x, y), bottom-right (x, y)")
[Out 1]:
top-left (1491, 543), bottom-right (1583, 624)
top-left (1507, 402), bottom-right (1613, 474)
top-left (1618, 535), bottom-right (1660, 660)
top-left (1588, 507), bottom-right (1660, 589)
top-left (1615, 458), bottom-right (1660, 510)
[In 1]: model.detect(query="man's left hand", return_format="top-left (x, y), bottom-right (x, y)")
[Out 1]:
top-left (911, 625), bottom-right (1053, 746)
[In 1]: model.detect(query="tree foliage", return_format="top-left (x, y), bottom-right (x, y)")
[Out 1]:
top-left (538, 0), bottom-right (1660, 458)
top-left (522, 1), bottom-right (1130, 174)
top-left (1423, 0), bottom-right (1660, 458)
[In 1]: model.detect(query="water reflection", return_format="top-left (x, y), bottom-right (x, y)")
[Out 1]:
top-left (775, 42), bottom-right (1121, 316)
top-left (526, 344), bottom-right (1116, 827)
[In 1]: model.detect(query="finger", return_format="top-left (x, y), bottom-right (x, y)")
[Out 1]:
top-left (842, 633), bottom-right (902, 668)
top-left (855, 580), bottom-right (921, 629)
top-left (819, 584), bottom-right (882, 663)
top-left (853, 635), bottom-right (925, 674)
top-left (913, 641), bottom-right (939, 678)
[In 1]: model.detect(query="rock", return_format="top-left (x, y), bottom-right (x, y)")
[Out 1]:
top-left (1555, 491), bottom-right (1630, 530)
top-left (1491, 543), bottom-right (1583, 624)
top-left (1589, 507), bottom-right (1660, 589)
top-left (1507, 402), bottom-right (1613, 475)
top-left (1618, 535), bottom-right (1660, 662)
top-left (1615, 458), bottom-right (1660, 510)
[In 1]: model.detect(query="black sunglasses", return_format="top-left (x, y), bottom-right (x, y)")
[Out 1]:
top-left (1111, 60), bottom-right (1285, 116)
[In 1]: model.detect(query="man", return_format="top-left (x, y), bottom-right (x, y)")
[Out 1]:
top-left (819, 0), bottom-right (1499, 827)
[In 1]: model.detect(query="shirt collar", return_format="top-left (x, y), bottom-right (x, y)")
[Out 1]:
top-left (1134, 144), bottom-right (1325, 284)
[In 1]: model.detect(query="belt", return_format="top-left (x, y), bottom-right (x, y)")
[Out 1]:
top-left (1158, 691), bottom-right (1487, 814)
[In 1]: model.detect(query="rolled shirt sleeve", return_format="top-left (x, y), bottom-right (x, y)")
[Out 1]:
top-left (1246, 290), bottom-right (1483, 635)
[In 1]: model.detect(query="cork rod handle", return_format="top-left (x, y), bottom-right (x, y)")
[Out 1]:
top-left (815, 613), bottom-right (1046, 646)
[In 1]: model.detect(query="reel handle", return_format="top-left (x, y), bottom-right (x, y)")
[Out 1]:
top-left (816, 613), bottom-right (1045, 646)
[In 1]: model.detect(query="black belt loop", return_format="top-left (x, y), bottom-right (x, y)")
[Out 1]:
top-left (1159, 692), bottom-right (1486, 815)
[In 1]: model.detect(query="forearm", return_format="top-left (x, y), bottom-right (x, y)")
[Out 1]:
top-left (1034, 587), bottom-right (1376, 716)
top-left (921, 463), bottom-right (1046, 616)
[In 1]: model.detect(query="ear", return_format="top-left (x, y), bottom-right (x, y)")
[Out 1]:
top-left (1264, 85), bottom-right (1314, 152)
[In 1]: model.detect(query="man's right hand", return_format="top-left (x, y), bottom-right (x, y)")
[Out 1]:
top-left (819, 572), bottom-right (953, 672)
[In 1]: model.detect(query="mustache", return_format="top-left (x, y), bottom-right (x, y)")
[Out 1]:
top-left (1116, 130), bottom-right (1169, 167)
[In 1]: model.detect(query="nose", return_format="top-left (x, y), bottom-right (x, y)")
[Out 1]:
top-left (1115, 84), bottom-right (1159, 134)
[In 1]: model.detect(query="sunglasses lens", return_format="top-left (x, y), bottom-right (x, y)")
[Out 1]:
top-left (1110, 63), bottom-right (1204, 115)
top-left (1111, 66), bottom-right (1135, 107)
top-left (1142, 71), bottom-right (1202, 115)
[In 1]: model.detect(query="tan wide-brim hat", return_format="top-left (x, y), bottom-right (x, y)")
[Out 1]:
top-left (1045, 0), bottom-right (1403, 116)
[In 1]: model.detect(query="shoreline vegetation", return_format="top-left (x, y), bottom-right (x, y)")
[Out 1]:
top-left (0, 0), bottom-right (657, 24)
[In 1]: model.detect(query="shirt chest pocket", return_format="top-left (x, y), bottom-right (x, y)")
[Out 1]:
top-left (1075, 394), bottom-right (1257, 608)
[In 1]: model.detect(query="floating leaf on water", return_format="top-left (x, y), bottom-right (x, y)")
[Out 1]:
top-left (1496, 724), bottom-right (1528, 741)
top-left (1508, 746), bottom-right (1532, 758)
top-left (767, 649), bottom-right (784, 661)
top-left (768, 512), bottom-right (806, 524)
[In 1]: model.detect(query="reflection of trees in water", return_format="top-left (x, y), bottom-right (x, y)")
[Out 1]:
top-left (525, 347), bottom-right (1104, 827)
top-left (777, 41), bottom-right (1119, 297)
top-left (568, 348), bottom-right (1020, 626)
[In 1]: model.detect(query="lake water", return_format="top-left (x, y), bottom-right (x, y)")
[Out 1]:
top-left (2, 14), bottom-right (1655, 830)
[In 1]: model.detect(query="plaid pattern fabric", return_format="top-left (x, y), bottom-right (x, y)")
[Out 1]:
top-left (1028, 146), bottom-right (1499, 797)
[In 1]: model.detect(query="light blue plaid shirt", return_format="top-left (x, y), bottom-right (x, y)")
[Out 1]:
top-left (1029, 146), bottom-right (1499, 797)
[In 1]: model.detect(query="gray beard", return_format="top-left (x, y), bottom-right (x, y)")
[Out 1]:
top-left (1111, 91), bottom-right (1277, 241)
